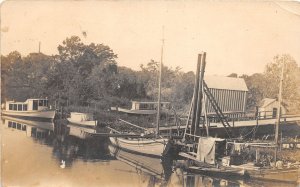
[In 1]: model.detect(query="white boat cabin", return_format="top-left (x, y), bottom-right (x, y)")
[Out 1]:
top-left (70, 112), bottom-right (94, 122)
top-left (131, 101), bottom-right (171, 111)
top-left (6, 99), bottom-right (49, 112)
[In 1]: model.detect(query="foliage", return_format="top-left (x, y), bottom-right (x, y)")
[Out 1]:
top-left (239, 54), bottom-right (300, 112)
top-left (2, 37), bottom-right (299, 114)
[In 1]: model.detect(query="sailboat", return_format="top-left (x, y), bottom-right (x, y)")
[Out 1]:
top-left (235, 62), bottom-right (300, 183)
top-left (109, 29), bottom-right (169, 158)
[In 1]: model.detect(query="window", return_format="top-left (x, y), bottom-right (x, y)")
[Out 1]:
top-left (9, 104), bottom-right (13, 110)
top-left (39, 100), bottom-right (43, 106)
top-left (12, 122), bottom-right (16, 128)
top-left (8, 121), bottom-right (12, 127)
top-left (139, 103), bottom-right (149, 110)
top-left (18, 104), bottom-right (22, 111)
top-left (43, 100), bottom-right (48, 106)
top-left (32, 100), bottom-right (38, 110)
top-left (23, 104), bottom-right (28, 111)
top-left (22, 125), bottom-right (26, 131)
top-left (13, 104), bottom-right (17, 111)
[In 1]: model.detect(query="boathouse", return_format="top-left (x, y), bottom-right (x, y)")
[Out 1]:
top-left (203, 75), bottom-right (248, 118)
top-left (258, 98), bottom-right (287, 119)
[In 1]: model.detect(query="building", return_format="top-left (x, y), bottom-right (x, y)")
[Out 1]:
top-left (203, 75), bottom-right (248, 118)
top-left (130, 101), bottom-right (170, 111)
top-left (116, 101), bottom-right (171, 115)
top-left (258, 98), bottom-right (287, 119)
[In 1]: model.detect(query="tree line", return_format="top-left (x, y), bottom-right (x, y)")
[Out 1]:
top-left (1, 36), bottom-right (300, 113)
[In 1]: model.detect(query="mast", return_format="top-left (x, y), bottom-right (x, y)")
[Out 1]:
top-left (275, 61), bottom-right (285, 144)
top-left (156, 27), bottom-right (164, 137)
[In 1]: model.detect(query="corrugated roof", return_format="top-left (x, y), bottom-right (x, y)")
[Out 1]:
top-left (204, 75), bottom-right (248, 91)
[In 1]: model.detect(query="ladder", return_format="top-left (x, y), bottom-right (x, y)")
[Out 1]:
top-left (203, 81), bottom-right (233, 138)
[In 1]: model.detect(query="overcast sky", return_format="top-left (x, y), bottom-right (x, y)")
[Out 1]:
top-left (1, 1), bottom-right (300, 76)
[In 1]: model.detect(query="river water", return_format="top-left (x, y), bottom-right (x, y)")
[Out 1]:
top-left (1, 116), bottom-right (299, 187)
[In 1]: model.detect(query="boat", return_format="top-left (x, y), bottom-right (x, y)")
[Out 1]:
top-left (67, 112), bottom-right (97, 128)
top-left (229, 162), bottom-right (300, 183)
top-left (178, 136), bottom-right (246, 178)
top-left (113, 101), bottom-right (170, 115)
top-left (1, 98), bottom-right (55, 121)
top-left (109, 31), bottom-right (169, 158)
top-left (109, 136), bottom-right (168, 158)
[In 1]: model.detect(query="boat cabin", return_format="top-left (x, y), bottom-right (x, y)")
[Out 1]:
top-left (131, 101), bottom-right (170, 111)
top-left (6, 98), bottom-right (49, 112)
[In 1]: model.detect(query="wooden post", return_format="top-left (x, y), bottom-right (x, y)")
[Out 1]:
top-left (203, 91), bottom-right (209, 136)
top-left (275, 61), bottom-right (285, 161)
top-left (183, 94), bottom-right (194, 139)
top-left (194, 52), bottom-right (206, 136)
top-left (156, 27), bottom-right (164, 137)
top-left (191, 54), bottom-right (202, 136)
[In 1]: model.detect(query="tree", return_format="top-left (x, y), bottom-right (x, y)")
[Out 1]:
top-left (242, 54), bottom-right (300, 112)
top-left (263, 55), bottom-right (299, 101)
top-left (228, 73), bottom-right (238, 78)
top-left (52, 36), bottom-right (118, 106)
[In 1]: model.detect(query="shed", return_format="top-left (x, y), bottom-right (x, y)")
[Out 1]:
top-left (258, 98), bottom-right (287, 118)
top-left (203, 75), bottom-right (248, 118)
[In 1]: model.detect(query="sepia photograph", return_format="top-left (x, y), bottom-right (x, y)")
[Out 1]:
top-left (1, 1), bottom-right (300, 186)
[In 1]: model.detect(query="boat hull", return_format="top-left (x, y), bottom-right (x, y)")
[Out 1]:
top-left (109, 136), bottom-right (167, 158)
top-left (246, 168), bottom-right (300, 183)
top-left (67, 118), bottom-right (97, 128)
top-left (2, 110), bottom-right (55, 121)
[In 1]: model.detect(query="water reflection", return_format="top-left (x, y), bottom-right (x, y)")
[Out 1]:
top-left (3, 116), bottom-right (113, 169)
top-left (1, 116), bottom-right (299, 187)
top-left (108, 143), bottom-right (173, 186)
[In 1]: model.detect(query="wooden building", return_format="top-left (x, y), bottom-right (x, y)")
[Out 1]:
top-left (203, 75), bottom-right (248, 118)
top-left (131, 101), bottom-right (170, 111)
top-left (258, 98), bottom-right (287, 119)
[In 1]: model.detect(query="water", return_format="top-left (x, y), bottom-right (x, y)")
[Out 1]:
top-left (1, 116), bottom-right (299, 187)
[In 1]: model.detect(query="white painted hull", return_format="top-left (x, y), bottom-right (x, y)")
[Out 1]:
top-left (2, 110), bottom-right (55, 120)
top-left (67, 118), bottom-right (97, 127)
top-left (109, 136), bottom-right (167, 158)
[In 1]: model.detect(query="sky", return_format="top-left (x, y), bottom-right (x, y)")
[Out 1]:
top-left (1, 1), bottom-right (300, 76)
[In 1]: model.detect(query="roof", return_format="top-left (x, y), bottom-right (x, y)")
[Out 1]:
top-left (259, 98), bottom-right (276, 108)
top-left (204, 75), bottom-right (248, 91)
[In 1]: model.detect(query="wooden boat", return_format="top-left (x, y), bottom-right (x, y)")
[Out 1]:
top-left (109, 34), bottom-right (169, 159)
top-left (109, 136), bottom-right (168, 158)
top-left (241, 63), bottom-right (300, 183)
top-left (2, 98), bottom-right (55, 121)
top-left (230, 162), bottom-right (300, 183)
top-left (67, 112), bottom-right (97, 128)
